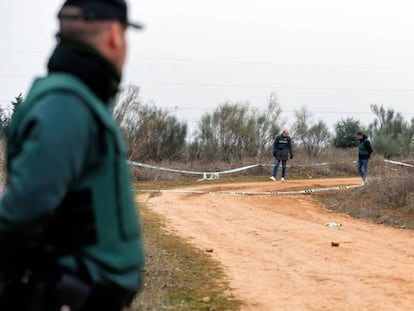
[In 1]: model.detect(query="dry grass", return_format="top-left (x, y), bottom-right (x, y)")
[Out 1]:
top-left (130, 203), bottom-right (242, 311)
top-left (319, 165), bottom-right (414, 229)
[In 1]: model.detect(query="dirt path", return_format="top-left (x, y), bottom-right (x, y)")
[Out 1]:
top-left (138, 178), bottom-right (414, 311)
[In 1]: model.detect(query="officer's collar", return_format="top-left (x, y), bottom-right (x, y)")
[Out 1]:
top-left (47, 38), bottom-right (121, 103)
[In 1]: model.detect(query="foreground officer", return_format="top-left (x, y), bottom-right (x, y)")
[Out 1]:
top-left (0, 1), bottom-right (144, 310)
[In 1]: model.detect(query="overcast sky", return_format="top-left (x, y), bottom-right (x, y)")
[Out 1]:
top-left (1, 0), bottom-right (414, 133)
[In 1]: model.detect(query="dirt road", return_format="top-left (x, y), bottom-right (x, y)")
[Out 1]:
top-left (138, 178), bottom-right (414, 311)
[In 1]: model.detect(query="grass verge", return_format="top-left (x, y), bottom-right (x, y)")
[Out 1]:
top-left (130, 201), bottom-right (242, 311)
top-left (318, 168), bottom-right (414, 229)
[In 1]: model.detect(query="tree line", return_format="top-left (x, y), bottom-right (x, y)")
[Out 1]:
top-left (2, 88), bottom-right (413, 162)
top-left (114, 87), bottom-right (414, 161)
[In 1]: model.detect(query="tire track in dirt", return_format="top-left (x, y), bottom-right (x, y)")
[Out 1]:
top-left (138, 178), bottom-right (414, 311)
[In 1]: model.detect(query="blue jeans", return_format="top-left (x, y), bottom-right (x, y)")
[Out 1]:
top-left (357, 159), bottom-right (369, 180)
top-left (272, 159), bottom-right (287, 178)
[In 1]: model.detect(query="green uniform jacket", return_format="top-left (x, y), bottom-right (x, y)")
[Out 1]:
top-left (0, 73), bottom-right (144, 290)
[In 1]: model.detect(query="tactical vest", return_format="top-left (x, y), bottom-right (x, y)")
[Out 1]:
top-left (6, 73), bottom-right (144, 289)
top-left (275, 135), bottom-right (289, 150)
top-left (358, 139), bottom-right (370, 156)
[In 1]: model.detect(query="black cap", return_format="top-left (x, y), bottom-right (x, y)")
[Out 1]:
top-left (58, 0), bottom-right (143, 29)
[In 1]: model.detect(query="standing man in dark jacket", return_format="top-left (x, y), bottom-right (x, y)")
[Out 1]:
top-left (270, 130), bottom-right (294, 182)
top-left (0, 1), bottom-right (144, 310)
top-left (356, 132), bottom-right (373, 185)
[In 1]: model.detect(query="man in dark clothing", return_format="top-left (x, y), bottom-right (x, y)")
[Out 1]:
top-left (0, 1), bottom-right (144, 310)
top-left (356, 132), bottom-right (373, 185)
top-left (270, 130), bottom-right (294, 182)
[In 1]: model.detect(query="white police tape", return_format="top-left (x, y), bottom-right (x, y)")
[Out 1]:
top-left (129, 159), bottom-right (413, 181)
top-left (384, 159), bottom-right (414, 168)
top-left (136, 184), bottom-right (361, 196)
top-left (128, 160), bottom-right (262, 180)
top-left (261, 162), bottom-right (346, 168)
top-left (128, 160), bottom-right (203, 175)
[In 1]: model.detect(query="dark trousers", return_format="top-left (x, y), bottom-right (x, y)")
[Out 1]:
top-left (272, 159), bottom-right (287, 178)
top-left (357, 159), bottom-right (369, 180)
top-left (80, 284), bottom-right (136, 311)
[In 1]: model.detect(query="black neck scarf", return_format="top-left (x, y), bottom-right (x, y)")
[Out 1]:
top-left (47, 38), bottom-right (121, 104)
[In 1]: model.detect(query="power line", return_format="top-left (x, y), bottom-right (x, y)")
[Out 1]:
top-left (284, 110), bottom-right (414, 116)
top-left (137, 80), bottom-right (414, 93)
top-left (132, 56), bottom-right (414, 72)
top-left (0, 49), bottom-right (45, 54)
top-left (3, 73), bottom-right (414, 93)
top-left (0, 74), bottom-right (31, 79)
top-left (166, 106), bottom-right (414, 116)
top-left (1, 49), bottom-right (414, 72)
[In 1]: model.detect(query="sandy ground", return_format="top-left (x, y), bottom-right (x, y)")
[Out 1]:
top-left (138, 178), bottom-right (414, 311)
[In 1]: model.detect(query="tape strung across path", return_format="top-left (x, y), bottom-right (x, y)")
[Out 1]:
top-left (136, 184), bottom-right (361, 196)
top-left (384, 159), bottom-right (414, 168)
top-left (128, 160), bottom-right (351, 181)
top-left (128, 159), bottom-right (413, 181)
top-left (128, 160), bottom-right (262, 180)
top-left (261, 162), bottom-right (348, 168)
